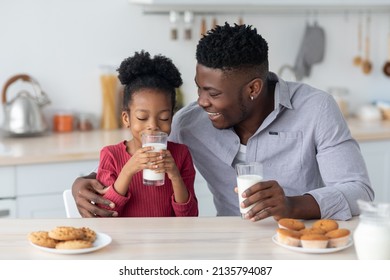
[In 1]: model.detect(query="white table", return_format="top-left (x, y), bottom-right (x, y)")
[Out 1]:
top-left (0, 217), bottom-right (358, 260)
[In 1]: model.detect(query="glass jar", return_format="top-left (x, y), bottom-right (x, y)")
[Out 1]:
top-left (328, 87), bottom-right (349, 118)
top-left (53, 112), bottom-right (74, 133)
top-left (353, 200), bottom-right (390, 259)
top-left (100, 65), bottom-right (119, 130)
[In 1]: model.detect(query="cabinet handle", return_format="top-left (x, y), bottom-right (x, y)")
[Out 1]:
top-left (0, 209), bottom-right (10, 217)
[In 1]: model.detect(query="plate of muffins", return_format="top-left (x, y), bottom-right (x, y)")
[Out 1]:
top-left (273, 218), bottom-right (353, 254)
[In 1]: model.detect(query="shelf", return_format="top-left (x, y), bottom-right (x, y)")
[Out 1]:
top-left (128, 0), bottom-right (390, 14)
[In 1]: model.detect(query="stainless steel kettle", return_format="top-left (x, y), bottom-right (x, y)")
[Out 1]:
top-left (1, 74), bottom-right (50, 136)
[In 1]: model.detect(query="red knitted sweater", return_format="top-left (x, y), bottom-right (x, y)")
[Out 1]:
top-left (97, 141), bottom-right (198, 217)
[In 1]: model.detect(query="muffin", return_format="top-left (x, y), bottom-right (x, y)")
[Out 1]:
top-left (299, 227), bottom-right (326, 235)
top-left (312, 219), bottom-right (339, 233)
top-left (276, 228), bottom-right (302, 247)
top-left (300, 234), bottom-right (329, 249)
top-left (278, 218), bottom-right (305, 231)
top-left (325, 228), bottom-right (351, 248)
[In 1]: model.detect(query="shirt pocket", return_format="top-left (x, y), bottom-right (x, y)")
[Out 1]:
top-left (263, 131), bottom-right (303, 172)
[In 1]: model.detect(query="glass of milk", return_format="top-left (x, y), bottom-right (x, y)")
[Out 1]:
top-left (235, 162), bottom-right (263, 218)
top-left (353, 199), bottom-right (390, 259)
top-left (141, 131), bottom-right (168, 186)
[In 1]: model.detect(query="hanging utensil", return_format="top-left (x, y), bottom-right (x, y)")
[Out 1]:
top-left (362, 15), bottom-right (372, 75)
top-left (200, 17), bottom-right (207, 37)
top-left (238, 16), bottom-right (244, 25)
top-left (184, 11), bottom-right (194, 40)
top-left (211, 16), bottom-right (217, 29)
top-left (383, 35), bottom-right (390, 77)
top-left (383, 15), bottom-right (390, 77)
top-left (353, 15), bottom-right (363, 67)
top-left (169, 11), bottom-right (178, 40)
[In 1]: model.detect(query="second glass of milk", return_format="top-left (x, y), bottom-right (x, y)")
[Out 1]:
top-left (235, 162), bottom-right (263, 218)
top-left (141, 131), bottom-right (168, 186)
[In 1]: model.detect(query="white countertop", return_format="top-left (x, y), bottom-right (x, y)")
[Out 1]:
top-left (0, 217), bottom-right (358, 260)
top-left (347, 118), bottom-right (390, 142)
top-left (1, 119), bottom-right (390, 166)
top-left (0, 129), bottom-right (129, 166)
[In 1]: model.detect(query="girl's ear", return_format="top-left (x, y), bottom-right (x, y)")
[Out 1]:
top-left (122, 111), bottom-right (130, 128)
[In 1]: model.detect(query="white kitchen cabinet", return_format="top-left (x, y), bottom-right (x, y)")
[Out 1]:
top-left (359, 140), bottom-right (390, 203)
top-left (15, 160), bottom-right (97, 218)
top-left (0, 199), bottom-right (16, 218)
top-left (13, 160), bottom-right (217, 217)
top-left (16, 194), bottom-right (64, 218)
top-left (0, 167), bottom-right (15, 198)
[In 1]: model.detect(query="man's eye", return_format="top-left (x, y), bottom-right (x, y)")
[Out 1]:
top-left (136, 118), bottom-right (147, 121)
top-left (160, 118), bottom-right (169, 121)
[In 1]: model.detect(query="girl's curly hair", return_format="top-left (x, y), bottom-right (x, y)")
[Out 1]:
top-left (117, 50), bottom-right (182, 112)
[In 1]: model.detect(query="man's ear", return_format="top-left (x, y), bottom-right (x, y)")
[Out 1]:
top-left (248, 78), bottom-right (263, 99)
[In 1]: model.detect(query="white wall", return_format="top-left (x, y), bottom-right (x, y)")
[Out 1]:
top-left (1, 0), bottom-right (390, 125)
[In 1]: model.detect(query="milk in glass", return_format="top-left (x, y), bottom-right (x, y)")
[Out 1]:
top-left (142, 143), bottom-right (166, 185)
top-left (235, 162), bottom-right (263, 218)
top-left (141, 131), bottom-right (168, 186)
top-left (237, 174), bottom-right (263, 216)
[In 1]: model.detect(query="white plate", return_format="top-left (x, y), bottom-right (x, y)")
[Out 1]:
top-left (272, 234), bottom-right (353, 254)
top-left (30, 232), bottom-right (112, 255)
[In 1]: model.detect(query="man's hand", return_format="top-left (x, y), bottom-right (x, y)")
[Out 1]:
top-left (71, 173), bottom-right (118, 218)
top-left (236, 180), bottom-right (320, 221)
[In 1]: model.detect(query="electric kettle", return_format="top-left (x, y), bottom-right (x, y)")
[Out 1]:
top-left (1, 74), bottom-right (50, 136)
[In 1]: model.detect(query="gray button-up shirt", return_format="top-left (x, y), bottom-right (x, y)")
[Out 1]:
top-left (169, 74), bottom-right (374, 220)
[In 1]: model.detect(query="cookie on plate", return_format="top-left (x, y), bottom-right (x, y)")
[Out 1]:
top-left (81, 227), bottom-right (97, 242)
top-left (55, 240), bottom-right (93, 250)
top-left (48, 226), bottom-right (84, 241)
top-left (28, 231), bottom-right (58, 248)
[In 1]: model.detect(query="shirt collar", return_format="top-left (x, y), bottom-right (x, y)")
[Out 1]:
top-left (270, 72), bottom-right (293, 110)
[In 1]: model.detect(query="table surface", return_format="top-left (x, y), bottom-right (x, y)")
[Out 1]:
top-left (0, 217), bottom-right (358, 260)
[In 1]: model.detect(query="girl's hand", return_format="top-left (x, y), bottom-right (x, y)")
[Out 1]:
top-left (152, 150), bottom-right (181, 181)
top-left (122, 146), bottom-right (161, 176)
top-left (152, 150), bottom-right (189, 203)
top-left (114, 146), bottom-right (162, 196)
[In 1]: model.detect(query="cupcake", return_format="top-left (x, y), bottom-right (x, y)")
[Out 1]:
top-left (325, 228), bottom-right (351, 248)
top-left (299, 227), bottom-right (326, 235)
top-left (276, 228), bottom-right (302, 247)
top-left (312, 219), bottom-right (339, 233)
top-left (300, 234), bottom-right (329, 249)
top-left (278, 218), bottom-right (305, 231)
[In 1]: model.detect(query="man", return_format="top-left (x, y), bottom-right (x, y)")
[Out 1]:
top-left (72, 23), bottom-right (373, 221)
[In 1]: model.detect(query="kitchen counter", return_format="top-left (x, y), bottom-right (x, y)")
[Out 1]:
top-left (347, 118), bottom-right (390, 142)
top-left (0, 217), bottom-right (358, 260)
top-left (1, 119), bottom-right (390, 166)
top-left (0, 129), bottom-right (129, 166)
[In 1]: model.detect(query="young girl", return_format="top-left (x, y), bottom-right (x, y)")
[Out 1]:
top-left (96, 51), bottom-right (198, 217)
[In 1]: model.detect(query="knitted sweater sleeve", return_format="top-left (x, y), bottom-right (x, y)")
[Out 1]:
top-left (170, 144), bottom-right (198, 217)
